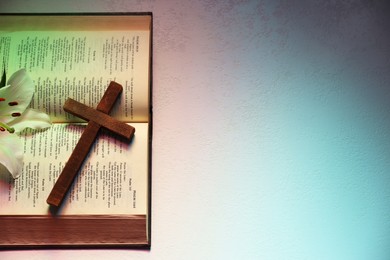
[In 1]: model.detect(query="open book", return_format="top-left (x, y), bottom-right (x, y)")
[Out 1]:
top-left (0, 13), bottom-right (152, 247)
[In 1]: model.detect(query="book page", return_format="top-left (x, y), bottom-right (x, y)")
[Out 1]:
top-left (0, 30), bottom-right (150, 123)
top-left (0, 123), bottom-right (148, 215)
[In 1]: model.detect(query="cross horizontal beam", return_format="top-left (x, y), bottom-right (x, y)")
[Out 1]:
top-left (64, 98), bottom-right (134, 140)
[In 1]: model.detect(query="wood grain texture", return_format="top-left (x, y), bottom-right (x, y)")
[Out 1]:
top-left (47, 81), bottom-right (124, 207)
top-left (63, 98), bottom-right (135, 140)
top-left (0, 215), bottom-right (148, 248)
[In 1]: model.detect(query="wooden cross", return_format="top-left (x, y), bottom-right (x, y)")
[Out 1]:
top-left (46, 81), bottom-right (135, 207)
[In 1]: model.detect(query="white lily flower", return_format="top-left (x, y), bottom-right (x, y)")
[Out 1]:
top-left (0, 69), bottom-right (51, 178)
top-left (0, 132), bottom-right (23, 178)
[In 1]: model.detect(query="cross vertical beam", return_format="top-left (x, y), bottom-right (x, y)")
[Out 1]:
top-left (46, 81), bottom-right (135, 207)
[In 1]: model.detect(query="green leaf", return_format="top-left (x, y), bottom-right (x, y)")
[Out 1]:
top-left (0, 67), bottom-right (5, 89)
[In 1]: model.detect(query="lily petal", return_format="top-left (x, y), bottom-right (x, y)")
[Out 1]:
top-left (0, 69), bottom-right (34, 124)
top-left (9, 108), bottom-right (52, 132)
top-left (0, 132), bottom-right (23, 178)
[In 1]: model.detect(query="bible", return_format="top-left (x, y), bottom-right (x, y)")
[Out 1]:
top-left (0, 13), bottom-right (152, 248)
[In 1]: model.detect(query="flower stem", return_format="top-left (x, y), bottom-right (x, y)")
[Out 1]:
top-left (0, 121), bottom-right (15, 133)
